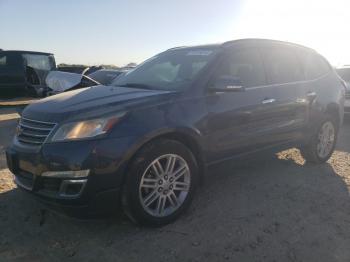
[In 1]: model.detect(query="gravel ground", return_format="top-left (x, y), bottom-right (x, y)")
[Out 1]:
top-left (0, 107), bottom-right (350, 262)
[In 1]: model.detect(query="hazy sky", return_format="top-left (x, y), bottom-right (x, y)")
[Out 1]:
top-left (1, 0), bottom-right (349, 66)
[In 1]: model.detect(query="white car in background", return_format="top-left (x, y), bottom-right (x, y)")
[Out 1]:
top-left (336, 66), bottom-right (350, 115)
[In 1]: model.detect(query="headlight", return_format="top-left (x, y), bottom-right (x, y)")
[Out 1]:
top-left (51, 115), bottom-right (123, 142)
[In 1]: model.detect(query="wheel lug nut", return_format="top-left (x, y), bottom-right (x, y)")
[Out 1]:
top-left (169, 185), bottom-right (173, 190)
top-left (169, 178), bottom-right (174, 182)
top-left (158, 180), bottom-right (163, 185)
top-left (158, 187), bottom-right (163, 192)
top-left (163, 190), bottom-right (168, 194)
top-left (164, 175), bottom-right (168, 180)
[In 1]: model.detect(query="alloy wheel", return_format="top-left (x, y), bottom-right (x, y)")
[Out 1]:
top-left (316, 121), bottom-right (335, 159)
top-left (139, 154), bottom-right (191, 217)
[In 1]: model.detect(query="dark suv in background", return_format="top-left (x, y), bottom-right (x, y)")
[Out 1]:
top-left (6, 39), bottom-right (345, 226)
top-left (336, 66), bottom-right (350, 115)
top-left (0, 50), bottom-right (56, 97)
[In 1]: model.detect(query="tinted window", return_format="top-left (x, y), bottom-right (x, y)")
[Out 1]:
top-left (262, 46), bottom-right (304, 84)
top-left (216, 48), bottom-right (266, 88)
top-left (299, 50), bottom-right (330, 79)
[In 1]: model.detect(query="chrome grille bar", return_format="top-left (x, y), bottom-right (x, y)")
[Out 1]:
top-left (17, 117), bottom-right (56, 146)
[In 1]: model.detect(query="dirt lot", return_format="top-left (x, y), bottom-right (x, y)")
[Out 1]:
top-left (1, 107), bottom-right (350, 262)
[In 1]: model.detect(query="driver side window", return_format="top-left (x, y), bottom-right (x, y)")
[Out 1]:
top-left (216, 48), bottom-right (266, 88)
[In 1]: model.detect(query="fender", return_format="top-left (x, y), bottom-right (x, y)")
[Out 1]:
top-left (114, 126), bottom-right (206, 185)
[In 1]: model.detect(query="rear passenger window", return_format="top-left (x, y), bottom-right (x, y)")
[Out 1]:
top-left (299, 50), bottom-right (330, 79)
top-left (262, 47), bottom-right (304, 84)
top-left (216, 48), bottom-right (266, 88)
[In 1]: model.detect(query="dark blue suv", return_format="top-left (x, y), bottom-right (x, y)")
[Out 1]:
top-left (6, 39), bottom-right (345, 226)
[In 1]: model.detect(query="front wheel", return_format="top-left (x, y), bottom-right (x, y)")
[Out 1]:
top-left (122, 139), bottom-right (198, 226)
top-left (300, 116), bottom-right (338, 163)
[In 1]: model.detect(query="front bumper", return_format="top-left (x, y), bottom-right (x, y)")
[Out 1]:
top-left (6, 136), bottom-right (135, 217)
top-left (345, 98), bottom-right (350, 114)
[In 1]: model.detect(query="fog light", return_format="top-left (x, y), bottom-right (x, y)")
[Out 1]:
top-left (59, 179), bottom-right (87, 198)
top-left (41, 170), bottom-right (90, 178)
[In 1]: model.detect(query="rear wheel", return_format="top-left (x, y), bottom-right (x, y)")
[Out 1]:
top-left (300, 115), bottom-right (338, 163)
top-left (122, 139), bottom-right (198, 226)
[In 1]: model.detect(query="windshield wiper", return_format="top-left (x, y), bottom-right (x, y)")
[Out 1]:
top-left (117, 83), bottom-right (157, 90)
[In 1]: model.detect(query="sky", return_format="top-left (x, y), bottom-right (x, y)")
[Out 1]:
top-left (1, 0), bottom-right (349, 67)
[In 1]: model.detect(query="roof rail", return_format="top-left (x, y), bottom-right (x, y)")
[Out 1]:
top-left (222, 38), bottom-right (317, 52)
top-left (166, 46), bottom-right (187, 51)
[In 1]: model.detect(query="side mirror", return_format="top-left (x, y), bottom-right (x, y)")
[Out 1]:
top-left (209, 75), bottom-right (245, 92)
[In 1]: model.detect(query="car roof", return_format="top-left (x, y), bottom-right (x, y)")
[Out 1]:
top-left (337, 66), bottom-right (350, 70)
top-left (168, 38), bottom-right (316, 53)
top-left (0, 50), bottom-right (53, 56)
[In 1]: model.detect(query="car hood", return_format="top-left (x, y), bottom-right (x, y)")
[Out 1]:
top-left (23, 85), bottom-right (177, 122)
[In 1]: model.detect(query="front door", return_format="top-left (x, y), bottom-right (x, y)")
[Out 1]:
top-left (204, 46), bottom-right (283, 163)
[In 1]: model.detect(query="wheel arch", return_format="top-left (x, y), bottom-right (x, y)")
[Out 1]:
top-left (119, 128), bottom-right (206, 187)
top-left (325, 102), bottom-right (342, 128)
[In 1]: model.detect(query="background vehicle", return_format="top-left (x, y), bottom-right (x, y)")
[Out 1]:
top-left (58, 65), bottom-right (104, 75)
top-left (336, 66), bottom-right (350, 115)
top-left (88, 69), bottom-right (124, 85)
top-left (6, 39), bottom-right (345, 226)
top-left (45, 69), bottom-right (125, 95)
top-left (0, 50), bottom-right (56, 97)
top-left (45, 71), bottom-right (101, 95)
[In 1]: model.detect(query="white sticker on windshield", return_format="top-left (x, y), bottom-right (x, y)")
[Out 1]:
top-left (186, 50), bottom-right (213, 56)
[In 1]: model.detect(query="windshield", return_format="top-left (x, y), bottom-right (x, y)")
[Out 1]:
top-left (23, 54), bottom-right (55, 71)
top-left (112, 48), bottom-right (218, 90)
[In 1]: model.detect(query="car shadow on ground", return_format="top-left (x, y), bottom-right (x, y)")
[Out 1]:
top-left (1, 145), bottom-right (350, 261)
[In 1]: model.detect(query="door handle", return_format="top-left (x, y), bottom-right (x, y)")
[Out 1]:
top-left (262, 98), bottom-right (276, 104)
top-left (306, 91), bottom-right (317, 99)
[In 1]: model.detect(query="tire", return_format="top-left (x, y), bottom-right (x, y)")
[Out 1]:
top-left (300, 115), bottom-right (338, 164)
top-left (122, 139), bottom-right (199, 226)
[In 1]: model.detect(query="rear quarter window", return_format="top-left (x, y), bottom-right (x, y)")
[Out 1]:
top-left (298, 50), bottom-right (330, 80)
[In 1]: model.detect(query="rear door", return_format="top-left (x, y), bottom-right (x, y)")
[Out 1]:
top-left (258, 43), bottom-right (307, 143)
top-left (295, 49), bottom-right (334, 123)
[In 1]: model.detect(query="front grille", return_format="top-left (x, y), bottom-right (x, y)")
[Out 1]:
top-left (17, 118), bottom-right (56, 146)
top-left (346, 91), bottom-right (350, 99)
